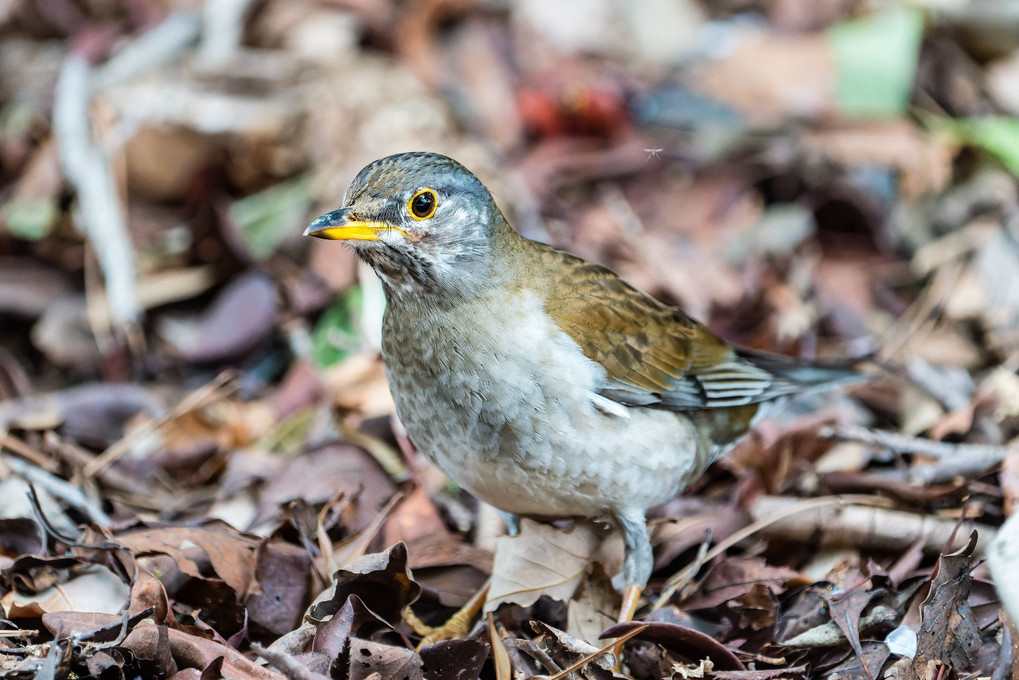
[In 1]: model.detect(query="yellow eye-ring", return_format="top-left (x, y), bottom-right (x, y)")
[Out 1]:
top-left (408, 189), bottom-right (437, 220)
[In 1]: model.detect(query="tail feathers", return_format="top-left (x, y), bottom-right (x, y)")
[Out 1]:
top-left (737, 349), bottom-right (866, 393)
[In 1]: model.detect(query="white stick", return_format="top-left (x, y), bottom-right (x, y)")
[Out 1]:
top-left (54, 54), bottom-right (141, 329)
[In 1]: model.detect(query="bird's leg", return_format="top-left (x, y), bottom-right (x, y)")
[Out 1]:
top-left (615, 511), bottom-right (653, 617)
top-left (619, 584), bottom-right (642, 624)
top-left (404, 580), bottom-right (490, 648)
top-left (499, 510), bottom-right (521, 537)
top-left (610, 512), bottom-right (652, 666)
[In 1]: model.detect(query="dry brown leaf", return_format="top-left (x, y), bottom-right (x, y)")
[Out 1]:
top-left (485, 518), bottom-right (621, 612)
top-left (913, 536), bottom-right (983, 675)
top-left (259, 442), bottom-right (396, 533)
top-left (114, 523), bottom-right (259, 599)
top-left (565, 563), bottom-right (618, 646)
top-left (125, 125), bottom-right (219, 202)
top-left (0, 257), bottom-right (71, 319)
top-left (158, 270), bottom-right (279, 364)
top-left (681, 557), bottom-right (803, 612)
top-left (124, 622), bottom-right (284, 680)
top-left (309, 543), bottom-right (421, 627)
top-left (321, 352), bottom-right (396, 418)
top-left (348, 638), bottom-right (422, 680)
top-left (383, 484), bottom-right (449, 548)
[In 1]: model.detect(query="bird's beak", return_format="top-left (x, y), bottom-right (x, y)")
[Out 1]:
top-left (303, 208), bottom-right (405, 241)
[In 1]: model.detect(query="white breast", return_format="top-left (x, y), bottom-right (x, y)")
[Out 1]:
top-left (382, 289), bottom-right (710, 519)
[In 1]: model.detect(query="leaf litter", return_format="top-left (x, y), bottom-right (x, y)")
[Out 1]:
top-left (0, 1), bottom-right (1018, 679)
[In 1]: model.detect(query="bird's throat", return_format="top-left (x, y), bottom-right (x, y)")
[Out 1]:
top-left (357, 243), bottom-right (440, 295)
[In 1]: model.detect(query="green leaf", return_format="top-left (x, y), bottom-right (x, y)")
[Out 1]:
top-left (312, 286), bottom-right (362, 369)
top-left (3, 198), bottom-right (57, 240)
top-left (828, 6), bottom-right (925, 118)
top-left (956, 116), bottom-right (1019, 177)
top-left (229, 175), bottom-right (313, 260)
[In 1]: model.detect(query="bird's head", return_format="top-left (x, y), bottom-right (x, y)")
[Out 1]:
top-left (305, 152), bottom-right (508, 298)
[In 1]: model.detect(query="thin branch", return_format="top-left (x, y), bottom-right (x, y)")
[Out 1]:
top-left (83, 371), bottom-right (236, 478)
top-left (7, 459), bottom-right (111, 527)
top-left (819, 424), bottom-right (1005, 459)
top-left (199, 0), bottom-right (256, 65)
top-left (53, 54), bottom-right (140, 330)
top-left (820, 424), bottom-right (1015, 483)
top-left (93, 11), bottom-right (201, 90)
top-left (0, 432), bottom-right (59, 472)
top-left (748, 495), bottom-right (995, 556)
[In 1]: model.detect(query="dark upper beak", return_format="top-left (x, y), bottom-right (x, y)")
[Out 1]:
top-left (304, 208), bottom-right (404, 241)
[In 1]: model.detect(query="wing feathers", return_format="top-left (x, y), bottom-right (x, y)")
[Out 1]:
top-left (533, 242), bottom-right (857, 414)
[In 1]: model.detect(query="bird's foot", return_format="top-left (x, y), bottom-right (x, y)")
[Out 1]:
top-left (610, 584), bottom-right (643, 670)
top-left (618, 584), bottom-right (642, 624)
top-left (403, 582), bottom-right (489, 648)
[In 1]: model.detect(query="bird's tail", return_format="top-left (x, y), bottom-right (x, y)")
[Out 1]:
top-left (737, 348), bottom-right (868, 392)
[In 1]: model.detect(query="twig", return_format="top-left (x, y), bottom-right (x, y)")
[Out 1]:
top-left (53, 54), bottom-right (140, 330)
top-left (517, 638), bottom-right (560, 676)
top-left (199, 0), bottom-right (256, 65)
top-left (0, 432), bottom-right (59, 472)
top-left (44, 432), bottom-right (166, 501)
top-left (905, 357), bottom-right (973, 411)
top-left (93, 11), bottom-right (201, 90)
top-left (781, 606), bottom-right (896, 648)
top-left (4, 457), bottom-right (111, 526)
top-left (83, 371), bottom-right (236, 478)
top-left (878, 260), bottom-right (963, 362)
top-left (250, 642), bottom-right (329, 680)
top-left (819, 424), bottom-right (1004, 459)
top-left (654, 495), bottom-right (894, 610)
top-left (336, 421), bottom-right (407, 479)
top-left (0, 630), bottom-right (37, 638)
top-left (546, 624), bottom-right (648, 680)
top-left (748, 495), bottom-right (995, 556)
top-left (820, 424), bottom-right (1014, 483)
top-left (909, 446), bottom-right (1016, 485)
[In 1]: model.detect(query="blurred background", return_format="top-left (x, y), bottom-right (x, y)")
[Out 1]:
top-left (0, 1), bottom-right (1018, 676)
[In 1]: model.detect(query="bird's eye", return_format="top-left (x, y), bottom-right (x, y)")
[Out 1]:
top-left (408, 189), bottom-right (437, 220)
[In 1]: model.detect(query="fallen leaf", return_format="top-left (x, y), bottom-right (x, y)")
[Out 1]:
top-left (310, 543), bottom-right (421, 627)
top-left (247, 540), bottom-right (311, 636)
top-left (158, 270), bottom-right (278, 363)
top-left (601, 621), bottom-right (744, 671)
top-left (419, 639), bottom-right (489, 680)
top-left (485, 519), bottom-right (621, 612)
top-left (114, 522), bottom-right (259, 599)
top-left (2, 565), bottom-right (130, 617)
top-left (348, 638), bottom-right (423, 680)
top-left (913, 533), bottom-right (983, 674)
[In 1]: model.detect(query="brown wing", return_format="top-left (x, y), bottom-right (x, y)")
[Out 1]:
top-left (534, 245), bottom-right (846, 410)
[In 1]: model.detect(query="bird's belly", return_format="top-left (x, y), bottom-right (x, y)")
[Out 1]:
top-left (392, 376), bottom-right (707, 517)
top-left (382, 292), bottom-right (712, 518)
top-left (441, 408), bottom-right (706, 519)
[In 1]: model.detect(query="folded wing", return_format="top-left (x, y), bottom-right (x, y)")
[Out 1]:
top-left (541, 253), bottom-right (858, 411)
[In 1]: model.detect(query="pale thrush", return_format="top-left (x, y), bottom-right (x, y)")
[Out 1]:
top-left (305, 151), bottom-right (859, 620)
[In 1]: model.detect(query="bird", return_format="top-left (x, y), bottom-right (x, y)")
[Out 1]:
top-left (304, 151), bottom-right (860, 626)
